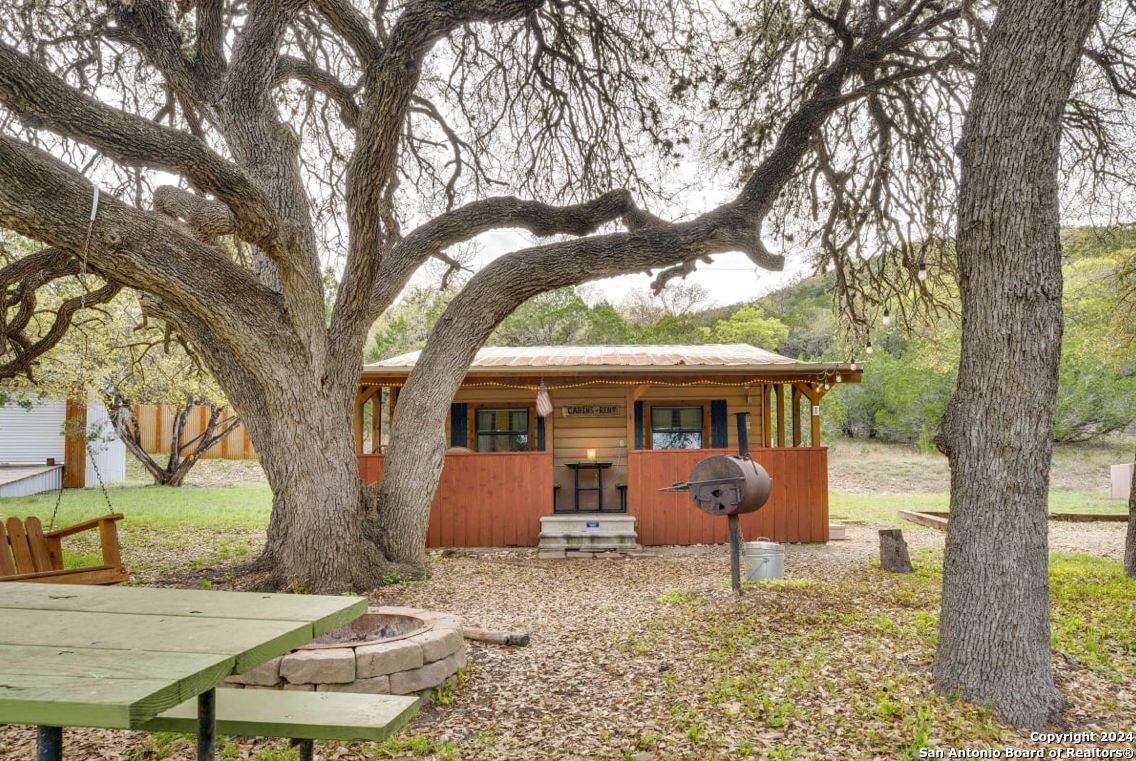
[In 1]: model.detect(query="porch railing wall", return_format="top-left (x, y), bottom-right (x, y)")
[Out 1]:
top-left (626, 448), bottom-right (829, 544)
top-left (357, 451), bottom-right (553, 548)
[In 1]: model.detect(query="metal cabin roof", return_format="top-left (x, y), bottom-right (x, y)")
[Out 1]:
top-left (362, 344), bottom-right (860, 378)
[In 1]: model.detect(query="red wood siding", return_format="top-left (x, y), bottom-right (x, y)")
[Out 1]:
top-left (626, 448), bottom-right (829, 544)
top-left (357, 451), bottom-right (553, 548)
top-left (359, 447), bottom-right (827, 547)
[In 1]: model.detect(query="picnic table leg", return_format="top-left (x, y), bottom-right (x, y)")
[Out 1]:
top-left (197, 688), bottom-right (216, 761)
top-left (292, 739), bottom-right (314, 761)
top-left (36, 726), bottom-right (62, 761)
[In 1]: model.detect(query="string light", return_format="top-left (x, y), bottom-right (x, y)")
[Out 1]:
top-left (865, 339), bottom-right (873, 355)
top-left (917, 260), bottom-right (928, 281)
top-left (881, 307), bottom-right (891, 327)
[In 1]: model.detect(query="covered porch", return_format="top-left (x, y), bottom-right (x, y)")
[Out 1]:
top-left (355, 345), bottom-right (861, 547)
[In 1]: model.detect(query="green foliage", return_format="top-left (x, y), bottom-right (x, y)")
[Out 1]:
top-left (1055, 335), bottom-right (1136, 443)
top-left (824, 229), bottom-right (1136, 446)
top-left (580, 301), bottom-right (635, 344)
top-left (825, 325), bottom-right (959, 449)
top-left (491, 288), bottom-right (591, 345)
top-left (757, 273), bottom-right (838, 359)
top-left (366, 286), bottom-right (459, 361)
top-left (705, 304), bottom-right (789, 350)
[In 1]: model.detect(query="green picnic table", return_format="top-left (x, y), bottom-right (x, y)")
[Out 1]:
top-left (0, 581), bottom-right (413, 760)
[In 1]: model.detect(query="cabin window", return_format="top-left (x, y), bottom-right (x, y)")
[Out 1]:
top-left (651, 406), bottom-right (703, 449)
top-left (475, 408), bottom-right (530, 452)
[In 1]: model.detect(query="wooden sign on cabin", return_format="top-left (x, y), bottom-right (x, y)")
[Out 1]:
top-left (562, 404), bottom-right (622, 418)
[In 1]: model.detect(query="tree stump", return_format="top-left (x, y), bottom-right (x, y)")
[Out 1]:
top-left (879, 529), bottom-right (914, 573)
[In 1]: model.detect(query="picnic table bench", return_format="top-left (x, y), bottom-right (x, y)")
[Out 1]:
top-left (0, 582), bottom-right (419, 760)
top-left (144, 689), bottom-right (418, 761)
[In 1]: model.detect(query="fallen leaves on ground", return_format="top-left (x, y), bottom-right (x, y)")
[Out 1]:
top-left (1, 524), bottom-right (1131, 760)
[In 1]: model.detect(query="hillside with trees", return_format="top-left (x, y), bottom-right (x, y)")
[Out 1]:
top-left (368, 227), bottom-right (1136, 450)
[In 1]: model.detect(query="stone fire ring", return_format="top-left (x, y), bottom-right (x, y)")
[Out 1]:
top-left (223, 607), bottom-right (467, 696)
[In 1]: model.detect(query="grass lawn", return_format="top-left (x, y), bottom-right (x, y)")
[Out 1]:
top-left (0, 442), bottom-right (1132, 760)
top-left (0, 482), bottom-right (271, 581)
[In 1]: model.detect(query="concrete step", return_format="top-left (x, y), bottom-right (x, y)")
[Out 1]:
top-left (538, 514), bottom-right (638, 551)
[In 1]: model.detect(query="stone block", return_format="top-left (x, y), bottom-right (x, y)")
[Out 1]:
top-left (443, 651), bottom-right (464, 675)
top-left (219, 682), bottom-right (245, 690)
top-left (417, 613), bottom-right (464, 631)
top-left (453, 644), bottom-right (468, 670)
top-left (389, 659), bottom-right (451, 695)
top-left (280, 648), bottom-right (356, 685)
top-left (356, 639), bottom-right (423, 678)
top-left (227, 656), bottom-right (282, 686)
top-left (282, 683), bottom-right (315, 692)
top-left (316, 675), bottom-right (390, 694)
top-left (537, 549), bottom-right (566, 560)
top-left (417, 627), bottom-right (463, 663)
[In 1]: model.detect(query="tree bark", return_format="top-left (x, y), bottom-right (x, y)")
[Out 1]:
top-left (932, 0), bottom-right (1099, 729)
top-left (1126, 444), bottom-right (1135, 578)
top-left (243, 386), bottom-right (391, 591)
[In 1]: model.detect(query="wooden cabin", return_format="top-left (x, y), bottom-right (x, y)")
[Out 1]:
top-left (356, 345), bottom-right (860, 548)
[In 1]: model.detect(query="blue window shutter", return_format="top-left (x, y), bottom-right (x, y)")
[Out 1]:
top-left (710, 400), bottom-right (728, 448)
top-left (450, 403), bottom-right (467, 447)
top-left (634, 400), bottom-right (644, 449)
top-left (536, 417), bottom-right (546, 451)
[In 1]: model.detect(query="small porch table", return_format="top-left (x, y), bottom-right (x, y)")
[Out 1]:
top-left (563, 460), bottom-right (613, 512)
top-left (0, 581), bottom-right (368, 760)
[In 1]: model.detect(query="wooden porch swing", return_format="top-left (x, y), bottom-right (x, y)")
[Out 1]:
top-left (0, 513), bottom-right (128, 585)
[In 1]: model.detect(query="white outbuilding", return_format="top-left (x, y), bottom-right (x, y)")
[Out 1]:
top-left (0, 397), bottom-right (126, 497)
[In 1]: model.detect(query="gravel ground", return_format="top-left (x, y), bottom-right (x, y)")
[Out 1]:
top-left (3, 520), bottom-right (1128, 761)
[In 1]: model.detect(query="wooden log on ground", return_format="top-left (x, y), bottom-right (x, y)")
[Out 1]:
top-left (879, 529), bottom-right (914, 574)
top-left (898, 510), bottom-right (949, 531)
top-left (463, 627), bottom-right (530, 647)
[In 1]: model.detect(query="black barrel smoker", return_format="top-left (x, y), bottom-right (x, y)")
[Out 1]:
top-left (660, 412), bottom-right (772, 593)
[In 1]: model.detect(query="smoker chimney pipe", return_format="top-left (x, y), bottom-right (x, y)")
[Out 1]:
top-left (735, 411), bottom-right (751, 459)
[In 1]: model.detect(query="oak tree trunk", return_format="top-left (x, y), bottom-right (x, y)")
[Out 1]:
top-left (245, 387), bottom-right (391, 592)
top-left (932, 0), bottom-right (1099, 729)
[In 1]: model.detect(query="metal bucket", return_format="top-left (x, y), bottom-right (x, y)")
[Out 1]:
top-left (743, 539), bottom-right (784, 581)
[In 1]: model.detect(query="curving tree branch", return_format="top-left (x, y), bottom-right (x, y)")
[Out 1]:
top-left (0, 248), bottom-right (121, 379)
top-left (0, 42), bottom-right (280, 247)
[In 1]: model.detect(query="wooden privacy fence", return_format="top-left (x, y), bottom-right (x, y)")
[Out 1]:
top-left (131, 404), bottom-right (256, 460)
top-left (358, 452), bottom-right (554, 548)
top-left (626, 448), bottom-right (829, 544)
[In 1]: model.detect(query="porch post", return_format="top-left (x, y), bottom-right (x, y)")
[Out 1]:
top-left (353, 389), bottom-right (365, 454)
top-left (63, 397), bottom-right (86, 488)
top-left (810, 384), bottom-right (821, 446)
top-left (370, 389), bottom-right (382, 453)
top-left (774, 384), bottom-right (785, 447)
top-left (762, 384), bottom-right (773, 447)
top-left (791, 386), bottom-right (802, 446)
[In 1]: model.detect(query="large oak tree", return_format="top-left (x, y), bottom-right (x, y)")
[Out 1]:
top-left (0, 0), bottom-right (981, 591)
